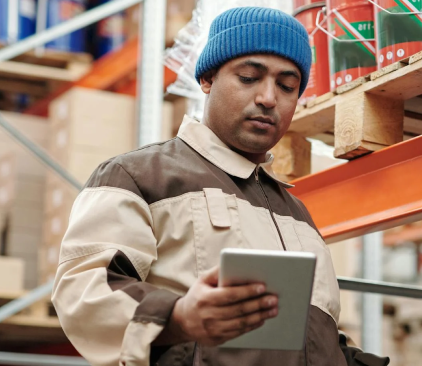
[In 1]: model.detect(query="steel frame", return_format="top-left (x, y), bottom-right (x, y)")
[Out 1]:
top-left (290, 135), bottom-right (422, 243)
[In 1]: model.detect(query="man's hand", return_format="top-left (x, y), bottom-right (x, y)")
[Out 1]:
top-left (168, 266), bottom-right (278, 346)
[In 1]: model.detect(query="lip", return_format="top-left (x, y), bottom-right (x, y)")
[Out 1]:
top-left (248, 116), bottom-right (275, 125)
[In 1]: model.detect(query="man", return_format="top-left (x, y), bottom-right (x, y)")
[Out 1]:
top-left (52, 7), bottom-right (389, 366)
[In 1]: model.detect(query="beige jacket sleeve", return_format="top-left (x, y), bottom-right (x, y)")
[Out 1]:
top-left (51, 162), bottom-right (180, 366)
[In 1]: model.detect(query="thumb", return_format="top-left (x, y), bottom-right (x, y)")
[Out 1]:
top-left (201, 265), bottom-right (219, 286)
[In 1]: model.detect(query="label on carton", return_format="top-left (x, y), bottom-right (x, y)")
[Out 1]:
top-left (51, 217), bottom-right (62, 234)
top-left (48, 246), bottom-right (59, 264)
top-left (52, 188), bottom-right (64, 208)
top-left (57, 101), bottom-right (69, 121)
top-left (0, 187), bottom-right (9, 205)
top-left (56, 130), bottom-right (68, 148)
top-left (0, 162), bottom-right (10, 178)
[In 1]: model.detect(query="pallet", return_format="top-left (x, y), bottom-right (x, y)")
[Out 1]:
top-left (285, 50), bottom-right (422, 163)
top-left (0, 290), bottom-right (60, 326)
top-left (0, 45), bottom-right (92, 111)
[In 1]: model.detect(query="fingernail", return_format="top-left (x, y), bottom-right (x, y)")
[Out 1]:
top-left (269, 309), bottom-right (278, 317)
top-left (266, 298), bottom-right (276, 306)
top-left (256, 285), bottom-right (265, 294)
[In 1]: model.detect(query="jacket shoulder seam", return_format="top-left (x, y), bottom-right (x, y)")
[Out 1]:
top-left (82, 186), bottom-right (150, 213)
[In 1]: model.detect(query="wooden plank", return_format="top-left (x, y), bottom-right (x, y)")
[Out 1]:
top-left (0, 44), bottom-right (92, 66)
top-left (336, 75), bottom-right (370, 94)
top-left (291, 58), bottom-right (422, 140)
top-left (0, 77), bottom-right (47, 96)
top-left (370, 60), bottom-right (407, 81)
top-left (271, 132), bottom-right (311, 181)
top-left (404, 111), bottom-right (422, 135)
top-left (0, 61), bottom-right (87, 82)
top-left (309, 132), bottom-right (335, 146)
top-left (4, 314), bottom-right (60, 328)
top-left (294, 104), bottom-right (305, 114)
top-left (409, 50), bottom-right (422, 65)
top-left (334, 93), bottom-right (404, 159)
top-left (289, 96), bottom-right (338, 136)
top-left (404, 96), bottom-right (422, 114)
top-left (306, 92), bottom-right (335, 108)
top-left (364, 58), bottom-right (422, 100)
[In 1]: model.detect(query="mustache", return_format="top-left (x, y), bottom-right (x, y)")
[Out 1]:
top-left (244, 109), bottom-right (279, 123)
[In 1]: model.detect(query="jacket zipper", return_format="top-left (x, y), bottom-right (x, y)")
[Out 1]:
top-left (193, 342), bottom-right (200, 366)
top-left (255, 167), bottom-right (308, 366)
top-left (254, 167), bottom-right (287, 251)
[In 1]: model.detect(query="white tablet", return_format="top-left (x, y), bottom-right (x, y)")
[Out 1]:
top-left (218, 248), bottom-right (316, 351)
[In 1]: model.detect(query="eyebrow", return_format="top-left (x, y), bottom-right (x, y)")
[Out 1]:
top-left (238, 60), bottom-right (301, 80)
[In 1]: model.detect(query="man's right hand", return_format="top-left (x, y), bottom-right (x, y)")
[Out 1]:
top-left (168, 266), bottom-right (278, 346)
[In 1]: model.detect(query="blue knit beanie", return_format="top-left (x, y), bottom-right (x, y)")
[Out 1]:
top-left (195, 7), bottom-right (312, 97)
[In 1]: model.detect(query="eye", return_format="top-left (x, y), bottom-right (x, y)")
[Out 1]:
top-left (239, 76), bottom-right (257, 84)
top-left (277, 83), bottom-right (295, 93)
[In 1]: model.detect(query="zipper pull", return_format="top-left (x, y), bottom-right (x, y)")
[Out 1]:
top-left (254, 166), bottom-right (259, 182)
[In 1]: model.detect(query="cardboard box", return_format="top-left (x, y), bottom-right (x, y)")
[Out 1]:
top-left (38, 243), bottom-right (61, 284)
top-left (48, 87), bottom-right (136, 183)
top-left (166, 0), bottom-right (196, 44)
top-left (125, 0), bottom-right (195, 44)
top-left (0, 112), bottom-right (50, 289)
top-left (125, 4), bottom-right (142, 40)
top-left (49, 87), bottom-right (135, 147)
top-left (42, 209), bottom-right (71, 250)
top-left (0, 256), bottom-right (24, 293)
top-left (44, 172), bottom-right (78, 216)
top-left (0, 154), bottom-right (16, 209)
top-left (0, 111), bottom-right (49, 180)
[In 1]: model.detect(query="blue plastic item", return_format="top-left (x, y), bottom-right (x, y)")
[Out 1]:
top-left (94, 0), bottom-right (126, 58)
top-left (0, 0), bottom-right (37, 44)
top-left (46, 0), bottom-right (87, 52)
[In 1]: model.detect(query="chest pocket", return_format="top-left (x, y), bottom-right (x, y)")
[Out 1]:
top-left (191, 188), bottom-right (243, 275)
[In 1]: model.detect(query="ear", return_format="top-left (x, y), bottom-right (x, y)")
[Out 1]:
top-left (200, 69), bottom-right (218, 94)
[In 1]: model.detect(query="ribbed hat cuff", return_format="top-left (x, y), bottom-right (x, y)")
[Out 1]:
top-left (195, 22), bottom-right (311, 97)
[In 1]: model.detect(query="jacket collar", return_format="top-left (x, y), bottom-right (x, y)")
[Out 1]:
top-left (177, 115), bottom-right (294, 188)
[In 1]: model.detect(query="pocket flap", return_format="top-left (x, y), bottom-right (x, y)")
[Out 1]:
top-left (203, 188), bottom-right (231, 228)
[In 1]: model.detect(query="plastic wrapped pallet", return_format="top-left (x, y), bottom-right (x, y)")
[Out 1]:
top-left (40, 87), bottom-right (136, 283)
top-left (0, 111), bottom-right (50, 289)
top-left (164, 0), bottom-right (293, 119)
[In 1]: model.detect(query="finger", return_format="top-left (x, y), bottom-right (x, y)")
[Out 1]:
top-left (209, 283), bottom-right (267, 306)
top-left (212, 295), bottom-right (278, 320)
top-left (201, 266), bottom-right (219, 286)
top-left (205, 308), bottom-right (278, 335)
top-left (221, 320), bottom-right (265, 341)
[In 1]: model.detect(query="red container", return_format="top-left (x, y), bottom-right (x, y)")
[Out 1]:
top-left (326, 0), bottom-right (377, 89)
top-left (374, 0), bottom-right (422, 68)
top-left (294, 1), bottom-right (330, 105)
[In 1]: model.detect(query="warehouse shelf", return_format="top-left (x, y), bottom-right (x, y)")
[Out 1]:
top-left (22, 37), bottom-right (178, 117)
top-left (0, 46), bottom-right (92, 111)
top-left (0, 290), bottom-right (64, 351)
top-left (289, 135), bottom-right (422, 243)
top-left (288, 50), bottom-right (422, 160)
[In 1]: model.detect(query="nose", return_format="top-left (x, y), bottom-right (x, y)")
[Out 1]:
top-left (255, 79), bottom-right (277, 109)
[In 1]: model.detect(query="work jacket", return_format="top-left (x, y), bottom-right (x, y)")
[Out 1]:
top-left (52, 116), bottom-right (389, 366)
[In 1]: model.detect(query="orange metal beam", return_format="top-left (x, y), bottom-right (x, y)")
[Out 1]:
top-left (24, 37), bottom-right (177, 116)
top-left (384, 224), bottom-right (422, 246)
top-left (290, 136), bottom-right (422, 244)
top-left (114, 66), bottom-right (178, 96)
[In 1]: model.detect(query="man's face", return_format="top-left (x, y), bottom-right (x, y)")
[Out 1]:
top-left (200, 54), bottom-right (301, 163)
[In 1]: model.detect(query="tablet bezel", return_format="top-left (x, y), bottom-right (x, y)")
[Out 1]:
top-left (218, 248), bottom-right (316, 350)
